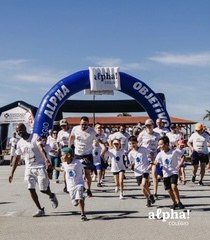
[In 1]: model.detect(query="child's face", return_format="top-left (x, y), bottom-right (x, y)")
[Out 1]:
top-left (128, 141), bottom-right (138, 150)
top-left (158, 140), bottom-right (168, 151)
top-left (113, 141), bottom-right (121, 150)
top-left (61, 152), bottom-right (71, 163)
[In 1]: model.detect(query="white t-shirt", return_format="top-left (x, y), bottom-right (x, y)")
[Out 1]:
top-left (138, 130), bottom-right (160, 156)
top-left (47, 137), bottom-right (59, 157)
top-left (188, 131), bottom-right (210, 154)
top-left (92, 145), bottom-right (101, 166)
top-left (61, 159), bottom-right (85, 191)
top-left (57, 128), bottom-right (72, 148)
top-left (16, 134), bottom-right (45, 169)
top-left (128, 146), bottom-right (150, 176)
top-left (9, 137), bottom-right (18, 156)
top-left (110, 131), bottom-right (130, 151)
top-left (166, 132), bottom-right (183, 148)
top-left (71, 125), bottom-right (96, 155)
top-left (155, 149), bottom-right (185, 177)
top-left (104, 148), bottom-right (126, 172)
top-left (153, 127), bottom-right (169, 136)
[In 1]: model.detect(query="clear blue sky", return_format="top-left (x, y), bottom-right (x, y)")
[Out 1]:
top-left (0, 0), bottom-right (210, 126)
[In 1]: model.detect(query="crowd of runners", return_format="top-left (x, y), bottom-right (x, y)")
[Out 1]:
top-left (7, 116), bottom-right (210, 221)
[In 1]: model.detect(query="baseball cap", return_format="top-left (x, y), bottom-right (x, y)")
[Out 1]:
top-left (195, 123), bottom-right (203, 131)
top-left (61, 147), bottom-right (73, 155)
top-left (60, 119), bottom-right (68, 126)
top-left (170, 123), bottom-right (176, 129)
top-left (178, 139), bottom-right (185, 146)
top-left (145, 119), bottom-right (154, 125)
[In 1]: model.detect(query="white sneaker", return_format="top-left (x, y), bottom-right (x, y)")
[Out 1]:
top-left (119, 193), bottom-right (124, 199)
top-left (115, 186), bottom-right (119, 193)
top-left (92, 175), bottom-right (96, 181)
top-left (33, 208), bottom-right (45, 217)
top-left (50, 193), bottom-right (58, 208)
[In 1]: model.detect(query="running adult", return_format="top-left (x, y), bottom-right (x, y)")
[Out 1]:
top-left (187, 123), bottom-right (210, 185)
top-left (8, 123), bottom-right (58, 217)
top-left (153, 118), bottom-right (169, 136)
top-left (68, 116), bottom-right (104, 197)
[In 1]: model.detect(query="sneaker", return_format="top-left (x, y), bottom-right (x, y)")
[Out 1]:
top-left (177, 202), bottom-right (185, 209)
top-left (33, 208), bottom-right (45, 217)
top-left (170, 203), bottom-right (178, 210)
top-left (50, 193), bottom-right (58, 208)
top-left (115, 186), bottom-right (119, 193)
top-left (149, 195), bottom-right (155, 204)
top-left (192, 175), bottom-right (196, 183)
top-left (97, 182), bottom-right (102, 187)
top-left (146, 199), bottom-right (151, 207)
top-left (81, 214), bottom-right (88, 221)
top-left (63, 186), bottom-right (69, 194)
top-left (119, 193), bottom-right (124, 199)
top-left (154, 193), bottom-right (158, 200)
top-left (198, 180), bottom-right (204, 186)
top-left (87, 189), bottom-right (92, 197)
top-left (92, 175), bottom-right (96, 181)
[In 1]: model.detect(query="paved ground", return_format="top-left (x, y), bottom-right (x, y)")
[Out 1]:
top-left (0, 159), bottom-right (210, 240)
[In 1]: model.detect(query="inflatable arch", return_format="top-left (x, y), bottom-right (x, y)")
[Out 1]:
top-left (33, 70), bottom-right (171, 135)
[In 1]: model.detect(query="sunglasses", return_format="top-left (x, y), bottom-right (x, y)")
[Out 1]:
top-left (53, 132), bottom-right (57, 134)
top-left (146, 124), bottom-right (152, 127)
top-left (81, 124), bottom-right (88, 126)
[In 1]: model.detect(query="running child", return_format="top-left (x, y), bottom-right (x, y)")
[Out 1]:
top-left (154, 136), bottom-right (185, 210)
top-left (101, 138), bottom-right (126, 199)
top-left (54, 147), bottom-right (95, 221)
top-left (128, 136), bottom-right (155, 207)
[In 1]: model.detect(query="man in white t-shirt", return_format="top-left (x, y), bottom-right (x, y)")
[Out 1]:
top-left (8, 123), bottom-right (58, 217)
top-left (153, 118), bottom-right (169, 136)
top-left (109, 124), bottom-right (130, 151)
top-left (187, 123), bottom-right (210, 186)
top-left (68, 116), bottom-right (104, 197)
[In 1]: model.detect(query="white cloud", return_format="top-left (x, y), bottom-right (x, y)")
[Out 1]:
top-left (86, 57), bottom-right (146, 71)
top-left (148, 52), bottom-right (210, 66)
top-left (0, 59), bottom-right (29, 70)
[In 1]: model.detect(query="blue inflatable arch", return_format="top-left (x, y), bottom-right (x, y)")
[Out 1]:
top-left (33, 70), bottom-right (171, 135)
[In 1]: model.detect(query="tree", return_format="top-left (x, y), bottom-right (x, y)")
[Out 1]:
top-left (117, 112), bottom-right (131, 117)
top-left (203, 110), bottom-right (210, 121)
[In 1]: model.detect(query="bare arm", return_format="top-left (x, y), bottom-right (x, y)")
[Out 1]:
top-left (68, 134), bottom-right (75, 148)
top-left (9, 155), bottom-right (21, 183)
top-left (187, 141), bottom-right (193, 152)
top-left (37, 144), bottom-right (51, 168)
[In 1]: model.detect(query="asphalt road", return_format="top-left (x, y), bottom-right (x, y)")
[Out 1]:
top-left (0, 161), bottom-right (210, 240)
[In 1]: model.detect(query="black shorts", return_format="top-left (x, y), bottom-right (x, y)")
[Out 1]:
top-left (136, 173), bottom-right (149, 186)
top-left (74, 154), bottom-right (93, 169)
top-left (163, 174), bottom-right (178, 190)
top-left (112, 170), bottom-right (125, 175)
top-left (191, 151), bottom-right (209, 165)
top-left (101, 157), bottom-right (109, 169)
